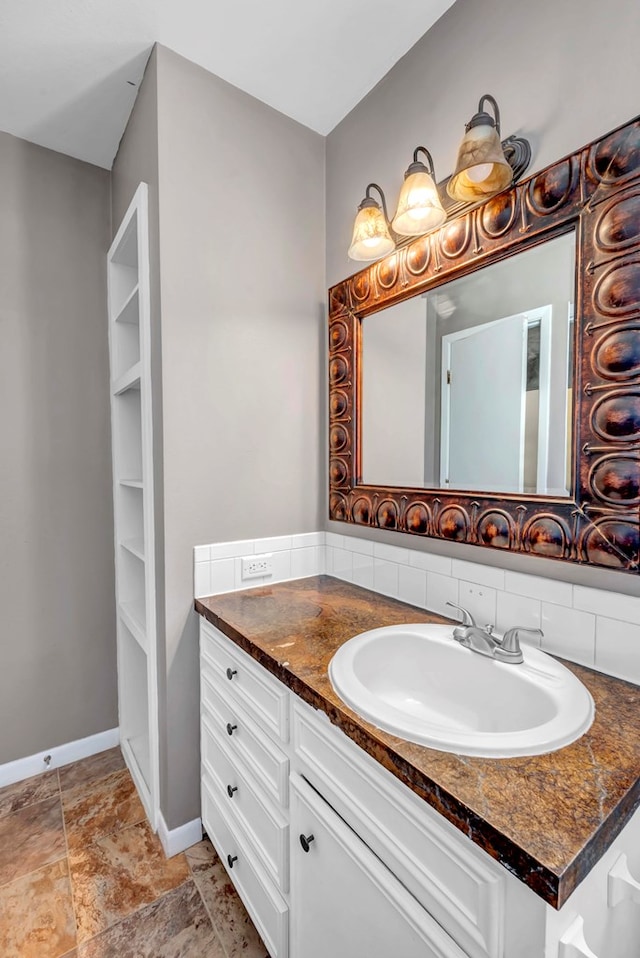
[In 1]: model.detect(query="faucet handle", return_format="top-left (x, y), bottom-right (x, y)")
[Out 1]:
top-left (445, 602), bottom-right (476, 627)
top-left (501, 626), bottom-right (543, 654)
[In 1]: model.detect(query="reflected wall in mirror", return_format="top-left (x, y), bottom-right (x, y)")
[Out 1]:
top-left (328, 116), bottom-right (640, 573)
top-left (362, 232), bottom-right (575, 496)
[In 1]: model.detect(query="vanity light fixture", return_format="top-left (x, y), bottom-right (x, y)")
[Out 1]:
top-left (447, 94), bottom-right (514, 202)
top-left (348, 183), bottom-right (395, 261)
top-left (391, 147), bottom-right (446, 236)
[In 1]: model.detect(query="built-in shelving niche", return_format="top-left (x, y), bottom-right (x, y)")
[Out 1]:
top-left (107, 183), bottom-right (158, 830)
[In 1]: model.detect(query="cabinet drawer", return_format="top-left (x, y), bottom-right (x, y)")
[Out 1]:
top-left (202, 716), bottom-right (289, 892)
top-left (201, 668), bottom-right (289, 808)
top-left (202, 773), bottom-right (288, 958)
top-left (293, 700), bottom-right (504, 958)
top-left (201, 621), bottom-right (289, 743)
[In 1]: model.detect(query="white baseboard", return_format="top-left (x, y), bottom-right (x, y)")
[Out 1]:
top-left (0, 727), bottom-right (120, 789)
top-left (158, 811), bottom-right (203, 858)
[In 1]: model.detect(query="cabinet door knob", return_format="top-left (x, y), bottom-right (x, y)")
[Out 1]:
top-left (227, 854), bottom-right (238, 869)
top-left (227, 784), bottom-right (238, 798)
top-left (226, 723), bottom-right (237, 736)
top-left (226, 668), bottom-right (237, 680)
top-left (300, 833), bottom-right (315, 853)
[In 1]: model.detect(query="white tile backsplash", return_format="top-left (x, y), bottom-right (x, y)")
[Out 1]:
top-left (194, 531), bottom-right (640, 684)
top-left (194, 561), bottom-right (211, 597)
top-left (193, 545), bottom-right (210, 563)
top-left (496, 591), bottom-right (542, 638)
top-left (270, 550), bottom-right (292, 583)
top-left (541, 604), bottom-right (596, 667)
top-left (573, 586), bottom-right (640, 624)
top-left (373, 542), bottom-right (410, 565)
top-left (408, 551), bottom-right (453, 576)
top-left (210, 558), bottom-right (235, 594)
top-left (291, 546), bottom-right (320, 578)
top-left (332, 548), bottom-right (353, 579)
top-left (351, 551), bottom-right (374, 589)
top-left (253, 535), bottom-right (292, 554)
top-left (398, 565), bottom-right (427, 608)
top-left (458, 581), bottom-right (497, 629)
top-left (343, 537), bottom-right (374, 556)
top-left (595, 617), bottom-right (640, 685)
top-left (373, 559), bottom-right (399, 598)
top-left (451, 559), bottom-right (505, 591)
top-left (504, 571), bottom-right (573, 607)
top-left (426, 571), bottom-right (459, 616)
top-left (211, 539), bottom-right (254, 560)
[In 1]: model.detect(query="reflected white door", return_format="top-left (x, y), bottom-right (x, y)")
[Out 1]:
top-left (441, 313), bottom-right (528, 493)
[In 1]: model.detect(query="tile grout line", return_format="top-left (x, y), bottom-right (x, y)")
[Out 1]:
top-left (0, 852), bottom-right (69, 893)
top-left (61, 766), bottom-right (147, 854)
top-left (185, 851), bottom-right (233, 958)
top-left (0, 770), bottom-right (60, 821)
top-left (58, 766), bottom-right (81, 957)
top-left (73, 874), bottom-right (201, 955)
top-left (0, 781), bottom-right (69, 892)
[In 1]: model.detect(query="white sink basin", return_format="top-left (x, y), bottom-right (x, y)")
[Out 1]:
top-left (328, 624), bottom-right (594, 758)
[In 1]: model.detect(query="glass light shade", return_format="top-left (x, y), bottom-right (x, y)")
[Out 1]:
top-left (392, 169), bottom-right (446, 236)
top-left (447, 123), bottom-right (513, 202)
top-left (348, 204), bottom-right (395, 261)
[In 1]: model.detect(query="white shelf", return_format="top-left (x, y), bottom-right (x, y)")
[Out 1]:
top-left (119, 600), bottom-right (147, 651)
top-left (114, 284), bottom-right (140, 324)
top-left (120, 538), bottom-right (145, 562)
top-left (119, 479), bottom-right (144, 489)
top-left (113, 362), bottom-right (142, 396)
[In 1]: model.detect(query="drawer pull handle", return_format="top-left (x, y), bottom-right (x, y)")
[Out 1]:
top-left (559, 916), bottom-right (599, 958)
top-left (226, 723), bottom-right (237, 736)
top-left (227, 784), bottom-right (238, 798)
top-left (227, 854), bottom-right (238, 869)
top-left (300, 833), bottom-right (315, 853)
top-left (608, 853), bottom-right (640, 908)
top-left (226, 668), bottom-right (237, 680)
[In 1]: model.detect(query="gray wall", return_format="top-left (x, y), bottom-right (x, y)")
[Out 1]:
top-left (325, 0), bottom-right (640, 595)
top-left (112, 45), bottom-right (326, 827)
top-left (0, 132), bottom-right (116, 763)
top-left (156, 46), bottom-right (325, 827)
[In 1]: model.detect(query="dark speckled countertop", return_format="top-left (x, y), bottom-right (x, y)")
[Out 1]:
top-left (195, 575), bottom-right (640, 909)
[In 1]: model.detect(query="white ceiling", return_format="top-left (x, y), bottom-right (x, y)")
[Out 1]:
top-left (0, 0), bottom-right (455, 169)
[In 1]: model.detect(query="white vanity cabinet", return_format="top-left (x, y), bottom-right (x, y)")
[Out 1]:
top-left (199, 617), bottom-right (640, 958)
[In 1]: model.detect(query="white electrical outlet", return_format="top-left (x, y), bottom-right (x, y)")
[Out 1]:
top-left (241, 553), bottom-right (273, 580)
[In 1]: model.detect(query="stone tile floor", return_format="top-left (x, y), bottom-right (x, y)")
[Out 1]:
top-left (0, 748), bottom-right (268, 957)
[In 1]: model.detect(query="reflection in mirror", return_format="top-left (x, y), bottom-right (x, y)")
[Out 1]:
top-left (361, 231), bottom-right (576, 496)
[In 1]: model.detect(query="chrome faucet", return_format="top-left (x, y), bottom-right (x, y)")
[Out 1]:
top-left (445, 602), bottom-right (542, 665)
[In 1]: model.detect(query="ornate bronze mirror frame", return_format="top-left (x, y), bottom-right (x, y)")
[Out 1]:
top-left (328, 117), bottom-right (640, 574)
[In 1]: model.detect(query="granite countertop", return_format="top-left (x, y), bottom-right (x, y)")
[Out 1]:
top-left (195, 575), bottom-right (640, 909)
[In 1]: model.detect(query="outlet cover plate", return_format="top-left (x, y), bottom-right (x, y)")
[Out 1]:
top-left (241, 553), bottom-right (273, 579)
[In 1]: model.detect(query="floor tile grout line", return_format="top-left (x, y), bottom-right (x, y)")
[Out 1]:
top-left (0, 770), bottom-right (60, 820)
top-left (185, 854), bottom-right (232, 958)
top-left (59, 766), bottom-right (81, 956)
top-left (75, 873), bottom-right (197, 953)
top-left (65, 810), bottom-right (149, 856)
top-left (59, 761), bottom-right (130, 800)
top-left (0, 852), bottom-right (69, 893)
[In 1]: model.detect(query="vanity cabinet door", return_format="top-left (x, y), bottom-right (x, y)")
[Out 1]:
top-left (290, 775), bottom-right (467, 958)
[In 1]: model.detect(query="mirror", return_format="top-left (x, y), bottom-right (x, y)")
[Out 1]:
top-left (361, 232), bottom-right (576, 495)
top-left (328, 116), bottom-right (640, 573)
